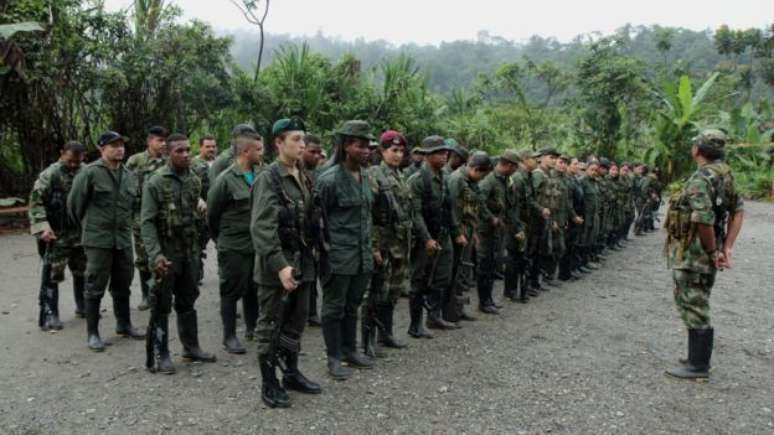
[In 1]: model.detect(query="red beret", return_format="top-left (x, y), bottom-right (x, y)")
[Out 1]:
top-left (380, 130), bottom-right (407, 147)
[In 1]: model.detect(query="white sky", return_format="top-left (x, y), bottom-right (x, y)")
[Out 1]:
top-left (105, 0), bottom-right (772, 45)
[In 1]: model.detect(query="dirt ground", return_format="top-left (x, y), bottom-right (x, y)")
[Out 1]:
top-left (0, 202), bottom-right (772, 435)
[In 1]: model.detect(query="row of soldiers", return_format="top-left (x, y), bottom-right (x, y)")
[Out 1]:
top-left (28, 119), bottom-right (662, 408)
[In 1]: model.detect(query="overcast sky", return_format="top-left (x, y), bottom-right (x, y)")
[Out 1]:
top-left (104, 0), bottom-right (772, 45)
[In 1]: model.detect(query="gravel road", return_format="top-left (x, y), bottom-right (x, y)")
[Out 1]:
top-left (1, 201), bottom-right (772, 435)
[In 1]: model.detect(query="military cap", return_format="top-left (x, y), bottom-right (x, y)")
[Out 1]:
top-left (444, 138), bottom-right (459, 147)
top-left (336, 120), bottom-right (375, 141)
top-left (98, 130), bottom-right (128, 147)
top-left (500, 149), bottom-right (522, 165)
top-left (411, 146), bottom-right (426, 155)
top-left (693, 129), bottom-right (727, 149)
top-left (272, 117), bottom-right (306, 136)
top-left (598, 157), bottom-right (611, 168)
top-left (146, 126), bottom-right (168, 138)
top-left (538, 147), bottom-right (561, 157)
top-left (421, 135), bottom-right (453, 154)
top-left (450, 144), bottom-right (469, 160)
top-left (517, 149), bottom-right (540, 160)
top-left (231, 123), bottom-right (257, 137)
top-left (558, 154), bottom-right (572, 163)
top-left (468, 151), bottom-right (492, 169)
top-left (380, 130), bottom-right (407, 147)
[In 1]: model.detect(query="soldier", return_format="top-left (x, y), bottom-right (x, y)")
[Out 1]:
top-left (68, 131), bottom-right (145, 351)
top-left (404, 146), bottom-right (425, 177)
top-left (447, 151), bottom-right (492, 320)
top-left (191, 135), bottom-right (217, 280)
top-left (207, 130), bottom-right (264, 354)
top-left (193, 135), bottom-right (218, 169)
top-left (141, 133), bottom-right (216, 373)
top-left (251, 118), bottom-right (321, 407)
top-left (595, 158), bottom-right (612, 259)
top-left (606, 163), bottom-right (624, 250)
top-left (508, 149), bottom-right (541, 302)
top-left (362, 130), bottom-right (413, 359)
top-left (316, 120), bottom-right (377, 378)
top-left (619, 163), bottom-right (636, 242)
top-left (29, 141), bottom-right (87, 330)
top-left (408, 136), bottom-right (464, 337)
top-left (558, 155), bottom-right (585, 281)
top-left (578, 160), bottom-right (602, 271)
top-left (633, 164), bottom-right (648, 236)
top-left (478, 150), bottom-right (520, 314)
top-left (664, 130), bottom-right (744, 379)
top-left (528, 148), bottom-right (562, 290)
top-left (443, 139), bottom-right (468, 175)
top-left (209, 124), bottom-right (259, 184)
top-left (646, 168), bottom-right (664, 232)
top-left (301, 134), bottom-right (324, 327)
top-left (126, 126), bottom-right (168, 311)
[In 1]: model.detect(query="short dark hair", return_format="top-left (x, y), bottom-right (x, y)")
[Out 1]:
top-left (62, 141), bottom-right (85, 154)
top-left (166, 133), bottom-right (188, 148)
top-left (147, 126), bottom-right (169, 138)
top-left (696, 144), bottom-right (724, 161)
top-left (199, 135), bottom-right (216, 145)
top-left (304, 134), bottom-right (322, 146)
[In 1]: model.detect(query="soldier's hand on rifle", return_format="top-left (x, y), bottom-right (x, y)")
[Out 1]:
top-left (425, 239), bottom-right (441, 254)
top-left (515, 231), bottom-right (525, 241)
top-left (455, 234), bottom-right (468, 247)
top-left (197, 198), bottom-right (207, 214)
top-left (574, 216), bottom-right (584, 225)
top-left (542, 208), bottom-right (551, 219)
top-left (154, 256), bottom-right (172, 277)
top-left (279, 266), bottom-right (299, 292)
top-left (373, 250), bottom-right (384, 266)
top-left (39, 229), bottom-right (57, 243)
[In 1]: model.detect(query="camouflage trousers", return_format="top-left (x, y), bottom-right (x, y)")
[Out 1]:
top-left (47, 243), bottom-right (87, 282)
top-left (367, 255), bottom-right (408, 307)
top-left (673, 269), bottom-right (715, 329)
top-left (132, 224), bottom-right (150, 274)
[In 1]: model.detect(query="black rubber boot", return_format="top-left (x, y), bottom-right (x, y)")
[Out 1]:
top-left (322, 319), bottom-right (353, 380)
top-left (148, 314), bottom-right (176, 374)
top-left (138, 271), bottom-right (151, 311)
top-left (666, 328), bottom-right (713, 380)
top-left (342, 313), bottom-right (373, 369)
top-left (282, 352), bottom-right (321, 394)
top-left (85, 298), bottom-right (105, 352)
top-left (308, 285), bottom-right (321, 326)
top-left (378, 303), bottom-right (406, 349)
top-left (259, 355), bottom-right (291, 408)
top-left (221, 298), bottom-right (246, 354)
top-left (178, 310), bottom-right (216, 362)
top-left (407, 294), bottom-right (433, 339)
top-left (361, 307), bottom-right (383, 359)
top-left (243, 287), bottom-right (259, 342)
top-left (73, 276), bottom-right (86, 318)
top-left (114, 296), bottom-right (145, 339)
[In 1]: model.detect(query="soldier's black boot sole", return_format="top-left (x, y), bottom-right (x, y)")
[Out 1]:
top-left (666, 328), bottom-right (713, 380)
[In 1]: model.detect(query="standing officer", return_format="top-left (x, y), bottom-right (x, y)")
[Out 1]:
top-left (362, 130), bottom-right (413, 359)
top-left (509, 149), bottom-right (540, 302)
top-left (316, 120), bottom-right (376, 378)
top-left (443, 139), bottom-right (468, 175)
top-left (529, 148), bottom-right (562, 290)
top-left (126, 126), bottom-right (168, 311)
top-left (251, 118), bottom-right (321, 407)
top-left (68, 131), bottom-right (145, 351)
top-left (301, 134), bottom-right (324, 327)
top-left (141, 133), bottom-right (216, 373)
top-left (29, 141), bottom-right (87, 329)
top-left (408, 137), bottom-right (462, 338)
top-left (192, 134), bottom-right (217, 277)
top-left (664, 130), bottom-right (744, 380)
top-left (478, 150), bottom-right (520, 313)
top-left (209, 124), bottom-right (260, 184)
top-left (208, 130), bottom-right (264, 353)
top-left (447, 151), bottom-right (492, 321)
top-left (558, 155), bottom-right (585, 281)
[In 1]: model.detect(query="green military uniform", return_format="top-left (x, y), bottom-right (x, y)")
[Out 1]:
top-left (477, 163), bottom-right (511, 310)
top-left (29, 160), bottom-right (87, 328)
top-left (141, 163), bottom-right (215, 371)
top-left (645, 173), bottom-right (663, 231)
top-left (192, 155), bottom-right (212, 276)
top-left (208, 163), bottom-right (261, 353)
top-left (664, 130), bottom-right (742, 379)
top-left (595, 163), bottom-right (612, 254)
top-left (364, 159), bottom-right (413, 352)
top-left (407, 137), bottom-right (461, 336)
top-left (208, 147), bottom-right (235, 184)
top-left (620, 172), bottom-right (635, 240)
top-left (447, 163), bottom-right (481, 319)
top-left (606, 173), bottom-right (625, 248)
top-left (558, 164), bottom-right (583, 280)
top-left (529, 153), bottom-right (564, 287)
top-left (68, 143), bottom-right (144, 351)
top-left (126, 150), bottom-right (166, 308)
top-left (508, 163), bottom-right (535, 301)
top-left (578, 172), bottom-right (601, 266)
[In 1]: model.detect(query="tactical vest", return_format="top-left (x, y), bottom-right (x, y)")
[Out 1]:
top-left (421, 168), bottom-right (451, 238)
top-left (372, 167), bottom-right (412, 235)
top-left (269, 164), bottom-right (316, 254)
top-left (157, 172), bottom-right (200, 248)
top-left (45, 167), bottom-right (69, 233)
top-left (538, 173), bottom-right (563, 211)
top-left (665, 163), bottom-right (736, 260)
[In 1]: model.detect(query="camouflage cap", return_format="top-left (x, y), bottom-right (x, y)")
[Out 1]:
top-left (468, 151), bottom-right (492, 169)
top-left (500, 149), bottom-right (522, 165)
top-left (450, 144), bottom-right (469, 160)
top-left (336, 120), bottom-right (375, 141)
top-left (538, 147), bottom-right (561, 157)
top-left (598, 157), bottom-right (611, 168)
top-left (558, 154), bottom-right (572, 163)
top-left (517, 149), bottom-right (540, 160)
top-left (231, 123), bottom-right (257, 137)
top-left (421, 135), bottom-right (453, 154)
top-left (693, 129), bottom-right (727, 150)
top-left (272, 117), bottom-right (306, 136)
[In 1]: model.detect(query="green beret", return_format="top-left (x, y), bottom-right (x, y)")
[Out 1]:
top-left (500, 149), bottom-right (522, 165)
top-left (272, 117), bottom-right (306, 136)
top-left (336, 120), bottom-right (375, 141)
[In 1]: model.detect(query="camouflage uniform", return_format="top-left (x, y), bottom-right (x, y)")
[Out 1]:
top-left (529, 165), bottom-right (564, 285)
top-left (126, 150), bottom-right (166, 306)
top-left (558, 169), bottom-right (584, 280)
top-left (477, 169), bottom-right (509, 309)
top-left (29, 160), bottom-right (87, 324)
top-left (507, 167), bottom-right (533, 301)
top-left (447, 165), bottom-right (481, 319)
top-left (578, 173), bottom-right (601, 265)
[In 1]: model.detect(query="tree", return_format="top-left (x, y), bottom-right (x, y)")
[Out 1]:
top-left (655, 28), bottom-right (674, 68)
top-left (229, 0), bottom-right (270, 82)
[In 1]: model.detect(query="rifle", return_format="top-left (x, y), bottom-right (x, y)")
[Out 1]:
top-left (145, 272), bottom-right (166, 372)
top-left (361, 266), bottom-right (389, 356)
top-left (421, 240), bottom-right (444, 312)
top-left (37, 241), bottom-right (54, 329)
top-left (266, 279), bottom-right (302, 374)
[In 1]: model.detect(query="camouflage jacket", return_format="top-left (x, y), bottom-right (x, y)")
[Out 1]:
top-left (126, 150), bottom-right (166, 224)
top-left (369, 162), bottom-right (414, 260)
top-left (448, 166), bottom-right (481, 238)
top-left (478, 171), bottom-right (509, 235)
top-left (28, 161), bottom-right (82, 247)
